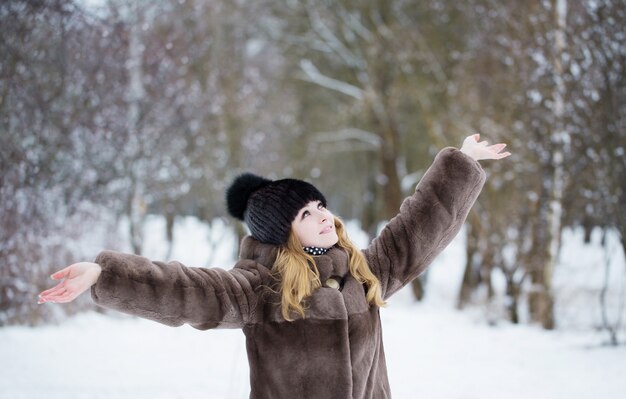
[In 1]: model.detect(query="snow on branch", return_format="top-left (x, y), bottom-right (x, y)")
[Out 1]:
top-left (311, 128), bottom-right (381, 149)
top-left (338, 9), bottom-right (372, 43)
top-left (299, 59), bottom-right (364, 100)
top-left (305, 3), bottom-right (365, 69)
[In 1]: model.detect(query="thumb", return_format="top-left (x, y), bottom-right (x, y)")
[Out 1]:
top-left (51, 265), bottom-right (72, 280)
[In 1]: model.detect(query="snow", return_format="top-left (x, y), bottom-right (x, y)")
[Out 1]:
top-left (1, 217), bottom-right (625, 398)
top-left (299, 59), bottom-right (364, 100)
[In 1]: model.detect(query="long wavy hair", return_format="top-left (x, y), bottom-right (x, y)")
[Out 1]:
top-left (273, 217), bottom-right (385, 321)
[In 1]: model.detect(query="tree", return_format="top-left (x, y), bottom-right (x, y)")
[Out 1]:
top-left (266, 1), bottom-right (483, 299)
top-left (0, 0), bottom-right (128, 324)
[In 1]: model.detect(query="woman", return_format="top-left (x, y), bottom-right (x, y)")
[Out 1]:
top-left (38, 134), bottom-right (510, 399)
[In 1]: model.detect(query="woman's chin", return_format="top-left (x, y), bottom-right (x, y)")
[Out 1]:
top-left (304, 233), bottom-right (338, 249)
top-left (320, 233), bottom-right (339, 248)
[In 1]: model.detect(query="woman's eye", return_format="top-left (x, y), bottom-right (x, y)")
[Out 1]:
top-left (302, 211), bottom-right (310, 219)
top-left (318, 203), bottom-right (325, 209)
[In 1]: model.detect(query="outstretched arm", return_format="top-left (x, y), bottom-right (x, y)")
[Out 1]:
top-left (363, 134), bottom-right (509, 299)
top-left (38, 252), bottom-right (267, 330)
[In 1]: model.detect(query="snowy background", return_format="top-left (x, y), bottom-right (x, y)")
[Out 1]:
top-left (2, 2), bottom-right (625, 397)
top-left (1, 216), bottom-right (624, 399)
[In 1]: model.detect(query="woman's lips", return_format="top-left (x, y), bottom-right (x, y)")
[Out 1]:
top-left (320, 225), bottom-right (333, 234)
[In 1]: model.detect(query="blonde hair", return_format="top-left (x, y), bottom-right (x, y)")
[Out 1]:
top-left (273, 217), bottom-right (385, 321)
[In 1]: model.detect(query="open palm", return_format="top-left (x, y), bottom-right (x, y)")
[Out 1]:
top-left (461, 134), bottom-right (511, 161)
top-left (38, 262), bottom-right (101, 304)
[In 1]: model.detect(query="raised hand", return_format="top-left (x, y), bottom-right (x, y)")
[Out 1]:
top-left (38, 262), bottom-right (102, 304)
top-left (460, 134), bottom-right (511, 161)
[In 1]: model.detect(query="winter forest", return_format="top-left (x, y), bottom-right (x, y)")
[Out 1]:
top-left (1, 0), bottom-right (625, 396)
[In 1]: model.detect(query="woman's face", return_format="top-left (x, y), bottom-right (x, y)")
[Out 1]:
top-left (291, 201), bottom-right (339, 248)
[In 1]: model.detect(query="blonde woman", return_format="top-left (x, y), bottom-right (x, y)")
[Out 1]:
top-left (38, 134), bottom-right (510, 399)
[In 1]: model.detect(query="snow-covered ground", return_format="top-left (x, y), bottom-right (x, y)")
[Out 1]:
top-left (1, 216), bottom-right (625, 398)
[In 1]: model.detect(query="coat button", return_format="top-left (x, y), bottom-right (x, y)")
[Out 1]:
top-left (325, 278), bottom-right (340, 290)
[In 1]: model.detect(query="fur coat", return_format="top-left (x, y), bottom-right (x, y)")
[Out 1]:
top-left (91, 147), bottom-right (486, 399)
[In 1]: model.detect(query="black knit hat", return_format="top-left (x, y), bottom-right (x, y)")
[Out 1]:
top-left (226, 173), bottom-right (327, 245)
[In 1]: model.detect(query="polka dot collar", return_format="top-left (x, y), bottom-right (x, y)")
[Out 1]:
top-left (303, 246), bottom-right (331, 256)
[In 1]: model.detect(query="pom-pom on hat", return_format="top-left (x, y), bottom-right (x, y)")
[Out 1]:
top-left (226, 172), bottom-right (327, 245)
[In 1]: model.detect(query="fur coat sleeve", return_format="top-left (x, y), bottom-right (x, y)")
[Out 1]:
top-left (90, 251), bottom-right (268, 330)
top-left (363, 147), bottom-right (486, 299)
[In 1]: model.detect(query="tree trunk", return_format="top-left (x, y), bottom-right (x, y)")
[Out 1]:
top-left (505, 277), bottom-right (520, 324)
top-left (457, 215), bottom-right (481, 309)
top-left (531, 0), bottom-right (569, 330)
top-left (126, 6), bottom-right (146, 255)
top-left (165, 205), bottom-right (175, 260)
top-left (527, 206), bottom-right (555, 329)
top-left (366, 98), bottom-right (416, 298)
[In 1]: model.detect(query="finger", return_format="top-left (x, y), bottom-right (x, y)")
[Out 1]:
top-left (474, 133), bottom-right (480, 141)
top-left (39, 295), bottom-right (61, 304)
top-left (494, 152), bottom-right (512, 159)
top-left (38, 282), bottom-right (66, 297)
top-left (488, 143), bottom-right (507, 153)
top-left (40, 290), bottom-right (72, 303)
top-left (38, 297), bottom-right (55, 304)
top-left (51, 265), bottom-right (72, 281)
top-left (44, 293), bottom-right (76, 304)
top-left (37, 293), bottom-right (67, 304)
top-left (39, 287), bottom-right (68, 300)
top-left (38, 292), bottom-right (71, 303)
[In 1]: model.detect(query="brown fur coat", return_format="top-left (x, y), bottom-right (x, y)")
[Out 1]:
top-left (91, 147), bottom-right (486, 398)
